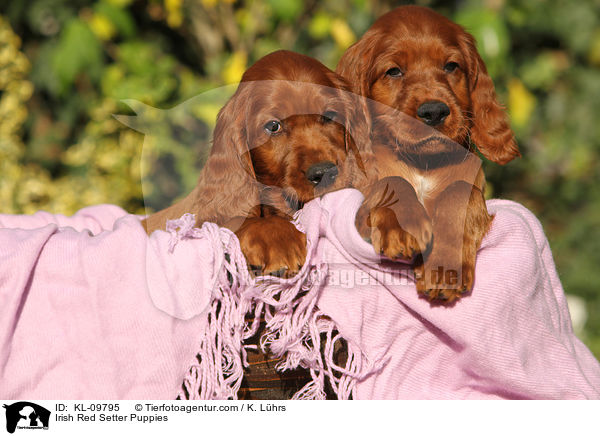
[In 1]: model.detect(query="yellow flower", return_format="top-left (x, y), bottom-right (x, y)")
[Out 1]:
top-left (165, 0), bottom-right (184, 28)
top-left (330, 18), bottom-right (355, 50)
top-left (222, 51), bottom-right (247, 84)
top-left (309, 13), bottom-right (331, 39)
top-left (107, 0), bottom-right (134, 7)
top-left (192, 102), bottom-right (223, 127)
top-left (63, 138), bottom-right (94, 166)
top-left (89, 13), bottom-right (117, 41)
top-left (589, 30), bottom-right (600, 67)
top-left (508, 78), bottom-right (536, 128)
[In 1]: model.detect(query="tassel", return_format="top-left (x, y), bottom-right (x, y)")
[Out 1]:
top-left (169, 212), bottom-right (385, 400)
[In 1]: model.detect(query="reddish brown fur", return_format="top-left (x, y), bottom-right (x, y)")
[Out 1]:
top-left (143, 50), bottom-right (374, 276)
top-left (338, 6), bottom-right (519, 301)
top-left (337, 5), bottom-right (519, 164)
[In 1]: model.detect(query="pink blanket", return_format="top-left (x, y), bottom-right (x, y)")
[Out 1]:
top-left (1, 189), bottom-right (599, 399)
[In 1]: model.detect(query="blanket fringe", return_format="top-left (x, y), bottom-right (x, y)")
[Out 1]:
top-left (168, 213), bottom-right (382, 400)
top-left (170, 215), bottom-right (254, 400)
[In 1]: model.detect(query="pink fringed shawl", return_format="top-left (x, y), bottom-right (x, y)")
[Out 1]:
top-left (1, 189), bottom-right (599, 399)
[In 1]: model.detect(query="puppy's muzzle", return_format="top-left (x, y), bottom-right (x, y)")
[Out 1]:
top-left (417, 100), bottom-right (450, 126)
top-left (305, 161), bottom-right (338, 188)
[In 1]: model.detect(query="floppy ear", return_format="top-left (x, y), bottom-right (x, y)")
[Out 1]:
top-left (190, 84), bottom-right (260, 225)
top-left (460, 32), bottom-right (520, 164)
top-left (330, 73), bottom-right (378, 187)
top-left (348, 93), bottom-right (378, 185)
top-left (141, 89), bottom-right (258, 234)
top-left (336, 32), bottom-right (379, 98)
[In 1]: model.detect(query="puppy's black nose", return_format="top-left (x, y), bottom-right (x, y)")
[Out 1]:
top-left (417, 101), bottom-right (450, 126)
top-left (305, 161), bottom-right (338, 188)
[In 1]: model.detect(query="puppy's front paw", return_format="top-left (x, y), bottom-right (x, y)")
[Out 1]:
top-left (361, 207), bottom-right (432, 261)
top-left (356, 177), bottom-right (432, 261)
top-left (235, 216), bottom-right (306, 278)
top-left (414, 246), bottom-right (475, 303)
top-left (414, 180), bottom-right (489, 303)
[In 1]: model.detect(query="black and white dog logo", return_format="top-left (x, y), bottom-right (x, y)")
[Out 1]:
top-left (3, 402), bottom-right (50, 434)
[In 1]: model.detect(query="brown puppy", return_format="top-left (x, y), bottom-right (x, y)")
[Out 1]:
top-left (338, 6), bottom-right (519, 301)
top-left (143, 50), bottom-right (373, 278)
top-left (143, 50), bottom-right (373, 399)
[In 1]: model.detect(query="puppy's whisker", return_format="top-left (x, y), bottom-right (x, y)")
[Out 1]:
top-left (282, 190), bottom-right (304, 212)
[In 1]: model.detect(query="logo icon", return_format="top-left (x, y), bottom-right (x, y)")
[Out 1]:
top-left (3, 402), bottom-right (50, 434)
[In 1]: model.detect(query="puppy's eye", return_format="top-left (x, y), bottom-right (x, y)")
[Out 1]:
top-left (264, 120), bottom-right (282, 134)
top-left (385, 67), bottom-right (403, 78)
top-left (321, 111), bottom-right (338, 123)
top-left (443, 62), bottom-right (459, 73)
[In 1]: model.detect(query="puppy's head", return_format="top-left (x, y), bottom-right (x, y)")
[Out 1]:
top-left (337, 5), bottom-right (519, 164)
top-left (213, 50), bottom-right (373, 214)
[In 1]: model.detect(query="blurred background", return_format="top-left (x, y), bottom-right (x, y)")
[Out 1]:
top-left (1, 0), bottom-right (599, 358)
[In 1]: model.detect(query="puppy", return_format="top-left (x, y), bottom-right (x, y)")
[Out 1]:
top-left (338, 6), bottom-right (519, 301)
top-left (142, 50), bottom-right (374, 400)
top-left (143, 49), bottom-right (372, 277)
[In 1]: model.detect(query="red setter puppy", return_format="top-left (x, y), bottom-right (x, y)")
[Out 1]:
top-left (143, 50), bottom-right (373, 277)
top-left (338, 6), bottom-right (520, 301)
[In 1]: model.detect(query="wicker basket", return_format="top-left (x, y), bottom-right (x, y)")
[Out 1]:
top-left (238, 318), bottom-right (313, 400)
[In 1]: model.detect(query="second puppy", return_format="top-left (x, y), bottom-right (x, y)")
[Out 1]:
top-left (338, 6), bottom-right (520, 301)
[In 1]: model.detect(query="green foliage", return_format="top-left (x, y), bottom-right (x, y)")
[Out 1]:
top-left (267, 0), bottom-right (303, 22)
top-left (1, 0), bottom-right (600, 358)
top-left (53, 18), bottom-right (103, 95)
